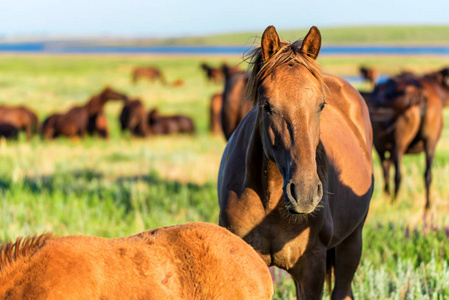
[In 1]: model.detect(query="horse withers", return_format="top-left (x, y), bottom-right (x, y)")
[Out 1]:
top-left (218, 26), bottom-right (373, 299)
top-left (0, 222), bottom-right (273, 299)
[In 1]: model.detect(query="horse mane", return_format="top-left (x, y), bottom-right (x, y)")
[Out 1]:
top-left (246, 39), bottom-right (325, 105)
top-left (0, 233), bottom-right (56, 274)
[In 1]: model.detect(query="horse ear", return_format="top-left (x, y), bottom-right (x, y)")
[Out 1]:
top-left (301, 26), bottom-right (321, 60)
top-left (261, 25), bottom-right (281, 61)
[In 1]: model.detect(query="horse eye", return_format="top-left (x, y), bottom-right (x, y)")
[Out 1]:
top-left (320, 101), bottom-right (326, 111)
top-left (263, 103), bottom-right (272, 114)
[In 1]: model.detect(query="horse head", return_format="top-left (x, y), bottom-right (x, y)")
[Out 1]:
top-left (247, 25), bottom-right (326, 215)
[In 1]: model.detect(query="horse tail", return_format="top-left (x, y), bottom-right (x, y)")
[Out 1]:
top-left (326, 247), bottom-right (335, 296)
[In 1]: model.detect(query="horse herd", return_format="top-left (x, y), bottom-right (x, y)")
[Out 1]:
top-left (0, 87), bottom-right (195, 141)
top-left (1, 25), bottom-right (448, 299)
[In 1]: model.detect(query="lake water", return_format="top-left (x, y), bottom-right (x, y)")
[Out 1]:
top-left (0, 42), bottom-right (449, 55)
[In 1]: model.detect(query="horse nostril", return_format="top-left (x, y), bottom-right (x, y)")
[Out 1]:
top-left (316, 182), bottom-right (323, 199)
top-left (288, 182), bottom-right (298, 203)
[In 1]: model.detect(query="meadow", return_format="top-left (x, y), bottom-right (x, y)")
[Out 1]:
top-left (1, 53), bottom-right (449, 299)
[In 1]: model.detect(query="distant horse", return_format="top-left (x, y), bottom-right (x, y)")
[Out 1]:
top-left (119, 98), bottom-right (148, 137)
top-left (209, 92), bottom-right (223, 135)
top-left (201, 63), bottom-right (224, 83)
top-left (367, 73), bottom-right (443, 210)
top-left (0, 105), bottom-right (39, 140)
top-left (148, 108), bottom-right (195, 135)
top-left (42, 87), bottom-right (128, 139)
top-left (0, 122), bottom-right (19, 140)
top-left (218, 26), bottom-right (373, 299)
top-left (0, 222), bottom-right (273, 299)
top-left (359, 66), bottom-right (380, 87)
top-left (221, 66), bottom-right (252, 140)
top-left (132, 66), bottom-right (166, 84)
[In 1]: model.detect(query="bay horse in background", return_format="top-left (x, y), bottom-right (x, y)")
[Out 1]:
top-left (42, 87), bottom-right (128, 139)
top-left (366, 73), bottom-right (443, 210)
top-left (359, 66), bottom-right (380, 87)
top-left (0, 105), bottom-right (39, 140)
top-left (119, 98), bottom-right (148, 137)
top-left (218, 26), bottom-right (374, 299)
top-left (132, 66), bottom-right (166, 84)
top-left (209, 92), bottom-right (223, 135)
top-left (147, 108), bottom-right (195, 135)
top-left (221, 65), bottom-right (252, 140)
top-left (201, 62), bottom-right (224, 83)
top-left (0, 222), bottom-right (273, 299)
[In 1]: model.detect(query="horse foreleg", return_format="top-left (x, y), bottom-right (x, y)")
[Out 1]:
top-left (423, 140), bottom-right (435, 210)
top-left (331, 223), bottom-right (364, 300)
top-left (289, 246), bottom-right (327, 300)
top-left (392, 150), bottom-right (403, 200)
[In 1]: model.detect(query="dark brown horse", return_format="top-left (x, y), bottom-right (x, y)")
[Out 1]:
top-left (119, 98), bottom-right (148, 137)
top-left (359, 66), bottom-right (379, 87)
top-left (218, 26), bottom-right (373, 299)
top-left (0, 122), bottom-right (19, 140)
top-left (367, 72), bottom-right (443, 210)
top-left (0, 105), bottom-right (39, 140)
top-left (0, 222), bottom-right (273, 299)
top-left (201, 63), bottom-right (224, 83)
top-left (147, 108), bottom-right (195, 135)
top-left (209, 92), bottom-right (223, 135)
top-left (42, 87), bottom-right (128, 139)
top-left (221, 66), bottom-right (252, 140)
top-left (132, 66), bottom-right (166, 84)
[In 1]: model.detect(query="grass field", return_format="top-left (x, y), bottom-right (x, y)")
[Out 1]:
top-left (1, 53), bottom-right (449, 299)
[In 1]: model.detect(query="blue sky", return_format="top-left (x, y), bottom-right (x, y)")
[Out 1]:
top-left (0, 0), bottom-right (448, 37)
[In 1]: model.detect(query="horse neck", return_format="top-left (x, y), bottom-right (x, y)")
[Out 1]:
top-left (422, 75), bottom-right (449, 103)
top-left (85, 95), bottom-right (106, 115)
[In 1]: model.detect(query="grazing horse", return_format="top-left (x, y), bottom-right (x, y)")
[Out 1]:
top-left (147, 108), bottom-right (195, 135)
top-left (201, 63), bottom-right (224, 83)
top-left (367, 73), bottom-right (443, 209)
top-left (221, 66), bottom-right (253, 140)
top-left (119, 98), bottom-right (148, 137)
top-left (209, 92), bottom-right (223, 135)
top-left (42, 87), bottom-right (128, 139)
top-left (218, 26), bottom-right (373, 299)
top-left (132, 66), bottom-right (166, 84)
top-left (0, 222), bottom-right (273, 299)
top-left (359, 66), bottom-right (380, 87)
top-left (0, 105), bottom-right (39, 140)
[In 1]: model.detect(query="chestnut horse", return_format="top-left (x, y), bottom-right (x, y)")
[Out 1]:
top-left (201, 63), bottom-right (224, 83)
top-left (221, 67), bottom-right (252, 140)
top-left (119, 98), bottom-right (148, 137)
top-left (42, 87), bottom-right (127, 139)
top-left (209, 92), bottom-right (223, 135)
top-left (148, 108), bottom-right (195, 135)
top-left (218, 26), bottom-right (373, 299)
top-left (0, 105), bottom-right (39, 140)
top-left (0, 222), bottom-right (273, 299)
top-left (132, 66), bottom-right (166, 84)
top-left (367, 73), bottom-right (443, 209)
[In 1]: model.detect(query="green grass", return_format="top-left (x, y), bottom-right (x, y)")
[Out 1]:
top-left (97, 25), bottom-right (449, 46)
top-left (1, 54), bottom-right (449, 299)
